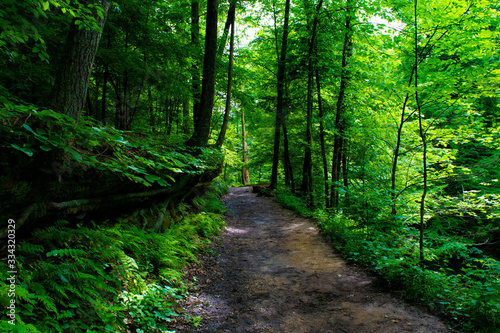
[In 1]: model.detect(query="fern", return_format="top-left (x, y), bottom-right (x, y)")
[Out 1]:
top-left (46, 248), bottom-right (86, 258)
top-left (3, 183), bottom-right (227, 332)
top-left (18, 242), bottom-right (45, 254)
top-left (35, 294), bottom-right (57, 313)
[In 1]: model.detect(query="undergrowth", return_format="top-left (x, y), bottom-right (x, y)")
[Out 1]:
top-left (0, 180), bottom-right (228, 332)
top-left (275, 187), bottom-right (500, 333)
top-left (0, 104), bottom-right (223, 188)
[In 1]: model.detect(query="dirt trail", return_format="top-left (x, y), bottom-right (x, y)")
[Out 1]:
top-left (179, 187), bottom-right (451, 332)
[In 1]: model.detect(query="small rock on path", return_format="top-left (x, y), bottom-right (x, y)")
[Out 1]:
top-left (178, 187), bottom-right (451, 333)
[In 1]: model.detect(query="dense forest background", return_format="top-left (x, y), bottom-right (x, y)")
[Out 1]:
top-left (1, 0), bottom-right (499, 332)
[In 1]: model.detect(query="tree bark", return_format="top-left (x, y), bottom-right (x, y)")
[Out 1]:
top-left (414, 0), bottom-right (427, 263)
top-left (191, 0), bottom-right (202, 133)
top-left (216, 6), bottom-right (236, 147)
top-left (301, 0), bottom-right (323, 203)
top-left (270, 0), bottom-right (291, 189)
top-left (217, 0), bottom-right (236, 58)
top-left (282, 120), bottom-right (294, 190)
top-left (188, 0), bottom-right (218, 147)
top-left (51, 0), bottom-right (111, 124)
top-left (101, 63), bottom-right (109, 123)
top-left (316, 68), bottom-right (329, 208)
top-left (241, 110), bottom-right (251, 185)
top-left (331, 2), bottom-right (353, 208)
top-left (182, 98), bottom-right (191, 137)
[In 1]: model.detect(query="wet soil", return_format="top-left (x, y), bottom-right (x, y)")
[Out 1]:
top-left (176, 187), bottom-right (451, 332)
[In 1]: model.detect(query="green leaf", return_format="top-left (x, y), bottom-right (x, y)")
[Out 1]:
top-left (96, 9), bottom-right (104, 20)
top-left (11, 144), bottom-right (34, 157)
top-left (23, 124), bottom-right (37, 135)
top-left (40, 145), bottom-right (52, 152)
top-left (144, 174), bottom-right (161, 182)
top-left (157, 178), bottom-right (169, 187)
top-left (42, 1), bottom-right (50, 11)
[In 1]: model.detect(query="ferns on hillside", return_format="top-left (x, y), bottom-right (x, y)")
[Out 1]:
top-left (1, 187), bottom-right (227, 332)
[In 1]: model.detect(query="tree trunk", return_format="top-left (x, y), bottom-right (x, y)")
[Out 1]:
top-left (270, 0), bottom-right (291, 189)
top-left (101, 63), bottom-right (109, 124)
top-left (316, 68), bottom-right (329, 208)
top-left (50, 0), bottom-right (111, 124)
top-left (282, 121), bottom-right (294, 190)
top-left (182, 98), bottom-right (191, 137)
top-left (148, 88), bottom-right (155, 128)
top-left (191, 0), bottom-right (202, 133)
top-left (241, 109), bottom-right (251, 185)
top-left (188, 0), bottom-right (218, 147)
top-left (217, 0), bottom-right (236, 58)
top-left (216, 6), bottom-right (236, 147)
top-left (86, 88), bottom-right (93, 117)
top-left (342, 137), bottom-right (349, 206)
top-left (414, 0), bottom-right (427, 263)
top-left (331, 2), bottom-right (353, 208)
top-left (301, 0), bottom-right (323, 203)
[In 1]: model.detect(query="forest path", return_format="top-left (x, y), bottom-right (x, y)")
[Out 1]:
top-left (179, 187), bottom-right (451, 332)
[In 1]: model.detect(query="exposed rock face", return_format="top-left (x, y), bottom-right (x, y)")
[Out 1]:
top-left (0, 151), bottom-right (221, 238)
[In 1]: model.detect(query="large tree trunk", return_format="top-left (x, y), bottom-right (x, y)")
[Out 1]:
top-left (216, 6), bottom-right (236, 148)
top-left (188, 0), bottom-right (218, 147)
top-left (270, 0), bottom-right (291, 189)
top-left (331, 2), bottom-right (353, 208)
top-left (51, 0), bottom-right (111, 124)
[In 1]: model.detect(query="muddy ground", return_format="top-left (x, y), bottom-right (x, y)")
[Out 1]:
top-left (173, 186), bottom-right (452, 332)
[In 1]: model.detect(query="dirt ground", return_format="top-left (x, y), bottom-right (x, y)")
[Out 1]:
top-left (173, 186), bottom-right (452, 332)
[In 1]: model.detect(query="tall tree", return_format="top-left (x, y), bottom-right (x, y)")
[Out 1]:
top-left (188, 0), bottom-right (219, 147)
top-left (316, 68), bottom-right (329, 207)
top-left (414, 0), bottom-right (426, 263)
top-left (331, 0), bottom-right (353, 208)
top-left (191, 0), bottom-right (202, 134)
top-left (241, 109), bottom-right (251, 184)
top-left (270, 0), bottom-right (291, 189)
top-left (216, 3), bottom-right (236, 147)
top-left (51, 0), bottom-right (111, 124)
top-left (301, 0), bottom-right (323, 203)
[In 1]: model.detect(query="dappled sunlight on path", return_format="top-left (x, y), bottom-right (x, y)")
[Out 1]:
top-left (182, 187), bottom-right (450, 333)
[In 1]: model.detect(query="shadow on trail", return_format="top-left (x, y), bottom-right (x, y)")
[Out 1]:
top-left (185, 187), bottom-right (450, 333)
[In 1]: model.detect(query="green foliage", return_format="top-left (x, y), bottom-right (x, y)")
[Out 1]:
top-left (192, 179), bottom-right (229, 213)
top-left (120, 284), bottom-right (180, 332)
top-left (275, 187), bottom-right (313, 218)
top-left (0, 104), bottom-right (221, 187)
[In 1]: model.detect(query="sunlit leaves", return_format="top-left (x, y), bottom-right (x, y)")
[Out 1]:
top-left (1, 104), bottom-right (221, 188)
